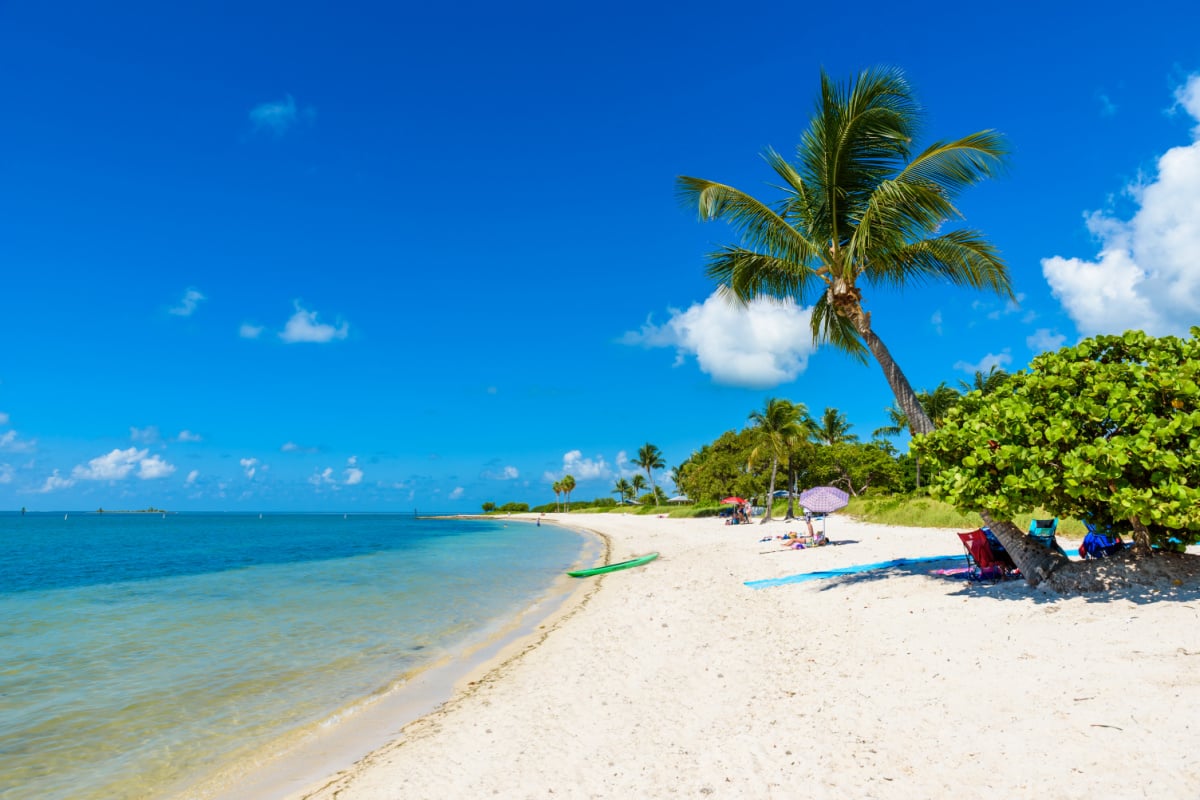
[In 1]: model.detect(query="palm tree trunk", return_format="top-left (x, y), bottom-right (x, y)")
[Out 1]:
top-left (761, 458), bottom-right (778, 523)
top-left (978, 511), bottom-right (1066, 587)
top-left (647, 469), bottom-right (659, 506)
top-left (858, 327), bottom-right (935, 436)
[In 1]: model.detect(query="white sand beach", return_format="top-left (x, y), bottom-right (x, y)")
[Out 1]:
top-left (287, 513), bottom-right (1200, 799)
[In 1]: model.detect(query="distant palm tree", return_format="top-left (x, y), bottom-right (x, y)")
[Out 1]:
top-left (631, 473), bottom-right (647, 501)
top-left (612, 477), bottom-right (633, 504)
top-left (872, 404), bottom-right (909, 440)
top-left (748, 398), bottom-right (808, 523)
top-left (561, 474), bottom-right (576, 510)
top-left (678, 67), bottom-right (1012, 437)
top-left (917, 383), bottom-right (961, 427)
top-left (552, 480), bottom-right (562, 512)
top-left (813, 407), bottom-right (859, 446)
top-left (633, 443), bottom-right (666, 506)
top-left (959, 365), bottom-right (1009, 395)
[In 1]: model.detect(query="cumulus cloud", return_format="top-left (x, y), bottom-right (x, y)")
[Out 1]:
top-left (177, 430), bottom-right (202, 443)
top-left (953, 351), bottom-right (1012, 375)
top-left (279, 301), bottom-right (349, 344)
top-left (249, 94), bottom-right (314, 136)
top-left (544, 450), bottom-right (612, 483)
top-left (138, 455), bottom-right (176, 479)
top-left (239, 323), bottom-right (264, 339)
top-left (1027, 328), bottom-right (1067, 352)
top-left (240, 457), bottom-right (259, 479)
top-left (309, 467), bottom-right (336, 487)
top-left (1042, 74), bottom-right (1200, 337)
top-left (186, 469), bottom-right (199, 485)
top-left (621, 292), bottom-right (816, 389)
top-left (483, 464), bottom-right (520, 480)
top-left (0, 429), bottom-right (36, 453)
top-left (448, 487), bottom-right (465, 500)
top-left (37, 470), bottom-right (74, 493)
top-left (73, 448), bottom-right (145, 480)
top-left (344, 456), bottom-right (363, 486)
top-left (169, 288), bottom-right (206, 316)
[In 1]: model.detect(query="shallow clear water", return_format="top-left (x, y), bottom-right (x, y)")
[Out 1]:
top-left (0, 513), bottom-right (586, 800)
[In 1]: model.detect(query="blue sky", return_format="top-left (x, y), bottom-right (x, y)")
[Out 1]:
top-left (2, 1), bottom-right (1198, 511)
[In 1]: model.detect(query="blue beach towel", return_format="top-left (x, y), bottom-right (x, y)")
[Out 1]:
top-left (744, 555), bottom-right (961, 589)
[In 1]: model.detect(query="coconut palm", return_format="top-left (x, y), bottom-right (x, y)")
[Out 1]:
top-left (812, 407), bottom-right (859, 446)
top-left (630, 473), bottom-right (647, 502)
top-left (747, 398), bottom-right (809, 523)
top-left (872, 404), bottom-right (909, 439)
top-left (612, 477), bottom-right (633, 504)
top-left (633, 443), bottom-right (666, 506)
top-left (959, 365), bottom-right (1009, 395)
top-left (678, 67), bottom-right (1012, 437)
top-left (916, 383), bottom-right (961, 427)
top-left (561, 474), bottom-right (576, 510)
top-left (551, 480), bottom-right (563, 512)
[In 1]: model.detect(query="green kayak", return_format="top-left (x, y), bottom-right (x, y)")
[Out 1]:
top-left (567, 552), bottom-right (659, 578)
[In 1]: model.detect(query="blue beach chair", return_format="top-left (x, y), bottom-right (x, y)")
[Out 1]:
top-left (1028, 517), bottom-right (1066, 556)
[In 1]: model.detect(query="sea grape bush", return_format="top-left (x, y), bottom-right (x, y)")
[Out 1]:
top-left (914, 328), bottom-right (1200, 547)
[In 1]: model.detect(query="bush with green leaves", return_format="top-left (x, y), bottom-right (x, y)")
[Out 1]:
top-left (914, 329), bottom-right (1200, 547)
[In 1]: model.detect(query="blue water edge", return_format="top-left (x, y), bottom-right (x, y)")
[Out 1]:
top-left (0, 513), bottom-right (588, 800)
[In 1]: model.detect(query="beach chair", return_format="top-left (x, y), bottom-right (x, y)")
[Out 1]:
top-left (1028, 517), bottom-right (1066, 556)
top-left (957, 529), bottom-right (1018, 581)
top-left (1080, 523), bottom-right (1126, 559)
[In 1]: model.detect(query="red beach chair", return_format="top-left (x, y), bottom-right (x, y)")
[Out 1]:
top-left (957, 529), bottom-right (1018, 582)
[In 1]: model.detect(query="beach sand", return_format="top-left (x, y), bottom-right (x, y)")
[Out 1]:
top-left (286, 513), bottom-right (1200, 799)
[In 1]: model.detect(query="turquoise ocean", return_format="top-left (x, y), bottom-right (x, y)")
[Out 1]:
top-left (0, 512), bottom-right (592, 800)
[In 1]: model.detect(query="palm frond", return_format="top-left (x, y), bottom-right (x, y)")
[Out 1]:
top-left (676, 177), bottom-right (816, 265)
top-left (704, 247), bottom-right (818, 304)
top-left (864, 230), bottom-right (1013, 298)
top-left (810, 295), bottom-right (868, 362)
top-left (898, 131), bottom-right (1008, 198)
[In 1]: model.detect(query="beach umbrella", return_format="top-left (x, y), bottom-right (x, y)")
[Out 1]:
top-left (797, 486), bottom-right (849, 514)
top-left (721, 496), bottom-right (746, 504)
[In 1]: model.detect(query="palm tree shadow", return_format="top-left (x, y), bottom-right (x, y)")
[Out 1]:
top-left (812, 560), bottom-right (1200, 605)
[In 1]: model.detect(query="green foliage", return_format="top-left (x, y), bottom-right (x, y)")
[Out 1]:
top-left (497, 502), bottom-right (529, 513)
top-left (674, 428), bottom-right (763, 503)
top-left (915, 329), bottom-right (1200, 546)
top-left (481, 502), bottom-right (496, 513)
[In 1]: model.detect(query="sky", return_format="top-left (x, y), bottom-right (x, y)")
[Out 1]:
top-left (1, 1), bottom-right (1199, 512)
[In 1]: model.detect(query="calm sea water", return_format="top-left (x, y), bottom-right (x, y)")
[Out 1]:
top-left (0, 512), bottom-right (590, 800)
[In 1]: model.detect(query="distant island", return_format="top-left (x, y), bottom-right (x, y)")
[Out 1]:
top-left (95, 507), bottom-right (168, 514)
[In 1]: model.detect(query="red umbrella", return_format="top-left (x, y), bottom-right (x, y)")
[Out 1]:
top-left (721, 496), bottom-right (746, 504)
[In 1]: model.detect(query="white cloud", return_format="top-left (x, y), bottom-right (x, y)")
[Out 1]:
top-left (0, 429), bottom-right (36, 453)
top-left (621, 292), bottom-right (816, 389)
top-left (281, 441), bottom-right (320, 454)
top-left (169, 288), bottom-right (206, 317)
top-left (544, 450), bottom-right (612, 483)
top-left (240, 457), bottom-right (259, 479)
top-left (138, 455), bottom-right (176, 479)
top-left (37, 469), bottom-right (74, 493)
top-left (1043, 74), bottom-right (1200, 337)
top-left (930, 310), bottom-right (943, 335)
top-left (177, 430), bottom-right (202, 443)
top-left (344, 456), bottom-right (363, 485)
top-left (1026, 328), bottom-right (1067, 352)
top-left (448, 486), bottom-right (465, 500)
top-left (483, 464), bottom-right (520, 480)
top-left (249, 94), bottom-right (314, 136)
top-left (279, 301), bottom-right (349, 344)
top-left (130, 426), bottom-right (160, 444)
top-left (0, 463), bottom-right (12, 483)
top-left (0, 411), bottom-right (8, 426)
top-left (73, 448), bottom-right (146, 480)
top-left (309, 467), bottom-right (336, 487)
top-left (240, 323), bottom-right (264, 339)
top-left (186, 469), bottom-right (199, 485)
top-left (953, 351), bottom-right (1012, 375)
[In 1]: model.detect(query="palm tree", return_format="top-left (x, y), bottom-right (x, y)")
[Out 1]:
top-left (812, 407), bottom-right (859, 446)
top-left (916, 383), bottom-right (961, 427)
top-left (678, 67), bottom-right (1012, 438)
top-left (632, 443), bottom-right (666, 506)
top-left (561, 474), bottom-right (576, 511)
top-left (872, 404), bottom-right (908, 440)
top-left (959, 365), bottom-right (1009, 395)
top-left (630, 473), bottom-right (647, 502)
top-left (747, 398), bottom-right (808, 523)
top-left (551, 480), bottom-right (562, 512)
top-left (612, 477), bottom-right (633, 504)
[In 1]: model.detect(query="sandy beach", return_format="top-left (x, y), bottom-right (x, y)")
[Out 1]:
top-left (286, 513), bottom-right (1200, 799)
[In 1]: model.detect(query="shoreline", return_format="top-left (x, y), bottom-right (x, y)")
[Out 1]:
top-left (178, 518), bottom-right (608, 800)
top-left (268, 511), bottom-right (1200, 799)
